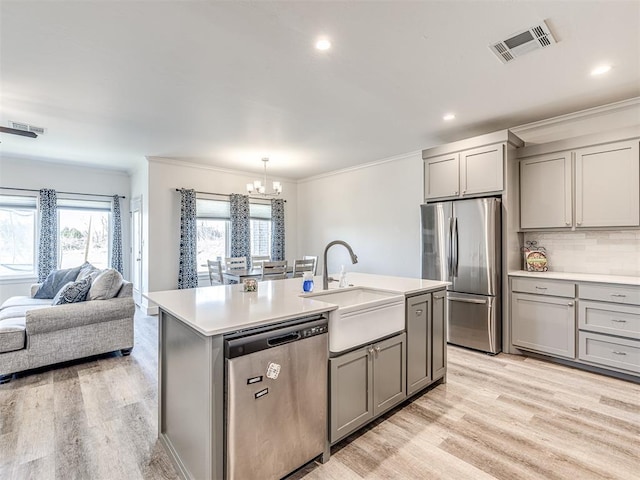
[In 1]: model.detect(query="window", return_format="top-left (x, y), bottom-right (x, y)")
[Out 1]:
top-left (57, 198), bottom-right (111, 270)
top-left (250, 203), bottom-right (271, 257)
top-left (196, 198), bottom-right (272, 273)
top-left (0, 195), bottom-right (37, 277)
top-left (197, 199), bottom-right (230, 273)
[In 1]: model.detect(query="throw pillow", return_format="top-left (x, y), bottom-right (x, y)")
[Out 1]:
top-left (77, 262), bottom-right (101, 282)
top-left (52, 277), bottom-right (92, 305)
top-left (34, 265), bottom-right (83, 299)
top-left (88, 268), bottom-right (124, 300)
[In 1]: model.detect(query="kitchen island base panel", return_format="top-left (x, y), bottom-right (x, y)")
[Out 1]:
top-left (159, 310), bottom-right (224, 480)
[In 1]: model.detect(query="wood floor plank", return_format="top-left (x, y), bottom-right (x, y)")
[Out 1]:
top-left (2, 309), bottom-right (639, 480)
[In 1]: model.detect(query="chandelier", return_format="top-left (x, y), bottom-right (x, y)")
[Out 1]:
top-left (246, 157), bottom-right (282, 196)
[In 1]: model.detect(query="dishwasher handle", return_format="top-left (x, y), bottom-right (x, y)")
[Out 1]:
top-left (225, 315), bottom-right (328, 358)
top-left (267, 332), bottom-right (300, 347)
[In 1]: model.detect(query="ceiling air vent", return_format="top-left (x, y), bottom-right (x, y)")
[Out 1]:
top-left (9, 121), bottom-right (46, 135)
top-left (489, 20), bottom-right (556, 64)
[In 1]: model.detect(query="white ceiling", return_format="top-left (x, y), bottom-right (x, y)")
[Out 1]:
top-left (1, 1), bottom-right (639, 179)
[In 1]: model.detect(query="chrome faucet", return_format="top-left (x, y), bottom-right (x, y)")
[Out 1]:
top-left (322, 240), bottom-right (358, 290)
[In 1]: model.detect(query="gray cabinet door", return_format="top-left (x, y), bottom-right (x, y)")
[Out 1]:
top-left (520, 152), bottom-right (572, 229)
top-left (406, 293), bottom-right (431, 396)
top-left (329, 346), bottom-right (373, 443)
top-left (372, 333), bottom-right (407, 417)
top-left (432, 290), bottom-right (447, 381)
top-left (575, 140), bottom-right (640, 228)
top-left (511, 292), bottom-right (576, 359)
top-left (424, 153), bottom-right (460, 200)
top-left (460, 144), bottom-right (504, 196)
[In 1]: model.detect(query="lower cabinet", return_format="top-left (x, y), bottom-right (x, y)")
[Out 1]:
top-left (510, 275), bottom-right (640, 378)
top-left (511, 292), bottom-right (576, 359)
top-left (406, 290), bottom-right (446, 396)
top-left (329, 333), bottom-right (406, 443)
top-left (432, 290), bottom-right (447, 380)
top-left (406, 293), bottom-right (432, 395)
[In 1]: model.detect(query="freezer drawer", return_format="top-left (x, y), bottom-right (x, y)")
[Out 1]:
top-left (447, 293), bottom-right (501, 354)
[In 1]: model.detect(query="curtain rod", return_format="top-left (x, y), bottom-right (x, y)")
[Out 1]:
top-left (175, 188), bottom-right (286, 202)
top-left (0, 186), bottom-right (125, 199)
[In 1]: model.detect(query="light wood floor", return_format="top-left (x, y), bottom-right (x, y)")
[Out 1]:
top-left (1, 310), bottom-right (638, 480)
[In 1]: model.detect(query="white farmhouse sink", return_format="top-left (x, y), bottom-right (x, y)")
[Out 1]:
top-left (304, 287), bottom-right (405, 353)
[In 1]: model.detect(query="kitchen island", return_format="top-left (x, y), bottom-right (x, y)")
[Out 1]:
top-left (146, 273), bottom-right (449, 480)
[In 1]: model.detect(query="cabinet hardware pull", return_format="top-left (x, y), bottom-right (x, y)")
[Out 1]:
top-left (567, 302), bottom-right (574, 307)
top-left (576, 221), bottom-right (582, 225)
top-left (368, 347), bottom-right (374, 355)
top-left (374, 346), bottom-right (381, 354)
top-left (415, 309), bottom-right (423, 316)
top-left (454, 191), bottom-right (459, 195)
top-left (565, 222), bottom-right (571, 226)
top-left (612, 351), bottom-right (627, 356)
top-left (535, 286), bottom-right (547, 290)
top-left (611, 319), bottom-right (627, 323)
top-left (611, 294), bottom-right (627, 298)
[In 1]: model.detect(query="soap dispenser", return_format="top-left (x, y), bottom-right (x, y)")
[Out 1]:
top-left (338, 265), bottom-right (347, 288)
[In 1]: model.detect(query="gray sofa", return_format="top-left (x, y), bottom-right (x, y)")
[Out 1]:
top-left (0, 281), bottom-right (135, 383)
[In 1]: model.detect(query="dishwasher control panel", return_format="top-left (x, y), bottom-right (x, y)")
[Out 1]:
top-left (301, 324), bottom-right (327, 338)
top-left (225, 315), bottom-right (328, 359)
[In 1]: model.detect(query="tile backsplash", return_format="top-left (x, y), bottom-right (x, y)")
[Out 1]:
top-left (523, 230), bottom-right (640, 277)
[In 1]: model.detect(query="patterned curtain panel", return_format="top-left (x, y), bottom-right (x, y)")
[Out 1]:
top-left (111, 194), bottom-right (123, 274)
top-left (37, 189), bottom-right (58, 282)
top-left (230, 194), bottom-right (251, 261)
top-left (178, 188), bottom-right (198, 289)
top-left (271, 199), bottom-right (285, 261)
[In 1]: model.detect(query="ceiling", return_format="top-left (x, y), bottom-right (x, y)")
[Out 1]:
top-left (1, 1), bottom-right (639, 179)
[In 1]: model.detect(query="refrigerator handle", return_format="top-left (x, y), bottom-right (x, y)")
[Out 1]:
top-left (448, 216), bottom-right (454, 275)
top-left (452, 216), bottom-right (459, 277)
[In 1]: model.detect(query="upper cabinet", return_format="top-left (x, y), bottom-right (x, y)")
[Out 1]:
top-left (424, 153), bottom-right (459, 199)
top-left (520, 151), bottom-right (572, 229)
top-left (519, 136), bottom-right (640, 230)
top-left (575, 141), bottom-right (639, 228)
top-left (423, 130), bottom-right (524, 201)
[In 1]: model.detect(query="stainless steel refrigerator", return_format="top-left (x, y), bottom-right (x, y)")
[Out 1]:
top-left (421, 197), bottom-right (501, 354)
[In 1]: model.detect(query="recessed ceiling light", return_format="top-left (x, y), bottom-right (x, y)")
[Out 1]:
top-left (443, 113), bottom-right (456, 121)
top-left (591, 64), bottom-right (612, 76)
top-left (315, 38), bottom-right (331, 51)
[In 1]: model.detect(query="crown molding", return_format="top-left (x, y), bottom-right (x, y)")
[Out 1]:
top-left (511, 97), bottom-right (640, 135)
top-left (146, 156), bottom-right (295, 182)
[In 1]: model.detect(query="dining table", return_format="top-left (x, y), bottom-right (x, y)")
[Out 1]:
top-left (222, 266), bottom-right (294, 283)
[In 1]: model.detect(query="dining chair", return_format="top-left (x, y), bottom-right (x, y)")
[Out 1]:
top-left (292, 258), bottom-right (316, 278)
top-left (303, 255), bottom-right (318, 275)
top-left (261, 261), bottom-right (288, 280)
top-left (207, 259), bottom-right (224, 285)
top-left (225, 257), bottom-right (247, 270)
top-left (251, 255), bottom-right (271, 269)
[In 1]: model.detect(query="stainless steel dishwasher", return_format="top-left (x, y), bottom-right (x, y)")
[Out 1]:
top-left (224, 315), bottom-right (328, 480)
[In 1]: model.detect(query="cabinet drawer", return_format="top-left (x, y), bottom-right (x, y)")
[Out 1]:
top-left (578, 331), bottom-right (640, 374)
top-left (511, 277), bottom-right (575, 298)
top-left (579, 301), bottom-right (640, 340)
top-left (579, 284), bottom-right (640, 305)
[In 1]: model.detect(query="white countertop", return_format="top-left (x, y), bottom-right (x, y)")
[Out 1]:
top-left (509, 270), bottom-right (640, 286)
top-left (145, 273), bottom-right (449, 336)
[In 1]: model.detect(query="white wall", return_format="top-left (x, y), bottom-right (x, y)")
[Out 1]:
top-left (145, 158), bottom-right (298, 293)
top-left (0, 157), bottom-right (131, 303)
top-left (130, 161), bottom-right (150, 310)
top-left (296, 152), bottom-right (423, 278)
